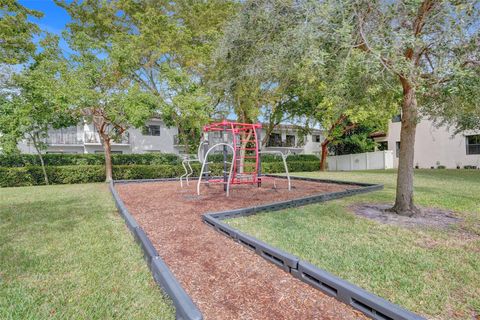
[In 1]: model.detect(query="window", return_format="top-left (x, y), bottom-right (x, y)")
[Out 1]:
top-left (313, 135), bottom-right (321, 143)
top-left (392, 114), bottom-right (402, 122)
top-left (211, 131), bottom-right (222, 141)
top-left (142, 125), bottom-right (161, 136)
top-left (46, 126), bottom-right (81, 144)
top-left (268, 133), bottom-right (282, 147)
top-left (396, 141), bottom-right (401, 158)
top-left (377, 141), bottom-right (388, 151)
top-left (466, 135), bottom-right (480, 155)
top-left (286, 135), bottom-right (296, 147)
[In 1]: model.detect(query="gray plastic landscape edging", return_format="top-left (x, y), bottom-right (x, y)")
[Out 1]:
top-left (205, 184), bottom-right (383, 222)
top-left (109, 182), bottom-right (203, 320)
top-left (109, 183), bottom-right (139, 232)
top-left (294, 261), bottom-right (423, 320)
top-left (202, 177), bottom-right (425, 320)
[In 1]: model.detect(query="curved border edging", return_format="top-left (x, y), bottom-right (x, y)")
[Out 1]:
top-left (109, 182), bottom-right (203, 320)
top-left (202, 177), bottom-right (426, 320)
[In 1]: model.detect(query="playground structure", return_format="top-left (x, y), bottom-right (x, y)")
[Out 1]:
top-left (179, 120), bottom-right (291, 196)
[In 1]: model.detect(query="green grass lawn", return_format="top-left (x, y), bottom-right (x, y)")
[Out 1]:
top-left (227, 169), bottom-right (480, 319)
top-left (0, 183), bottom-right (174, 320)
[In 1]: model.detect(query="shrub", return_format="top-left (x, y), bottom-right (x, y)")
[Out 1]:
top-left (464, 165), bottom-right (478, 169)
top-left (0, 161), bottom-right (319, 187)
top-left (0, 153), bottom-right (181, 167)
top-left (0, 152), bottom-right (318, 167)
top-left (0, 167), bottom-right (35, 187)
top-left (0, 166), bottom-right (106, 187)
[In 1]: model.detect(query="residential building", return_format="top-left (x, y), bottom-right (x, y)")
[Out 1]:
top-left (373, 117), bottom-right (480, 169)
top-left (17, 118), bottom-right (181, 155)
top-left (17, 120), bottom-right (323, 155)
top-left (206, 123), bottom-right (322, 155)
top-left (262, 124), bottom-right (322, 155)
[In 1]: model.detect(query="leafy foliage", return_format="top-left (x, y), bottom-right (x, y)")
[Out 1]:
top-left (0, 0), bottom-right (42, 64)
top-left (56, 0), bottom-right (238, 153)
top-left (52, 39), bottom-right (160, 180)
top-left (216, 0), bottom-right (399, 168)
top-left (0, 36), bottom-right (73, 148)
top-left (0, 152), bottom-right (181, 167)
top-left (329, 124), bottom-right (381, 156)
top-left (0, 35), bottom-right (76, 183)
top-left (343, 0), bottom-right (480, 213)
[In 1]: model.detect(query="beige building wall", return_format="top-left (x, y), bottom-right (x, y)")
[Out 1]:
top-left (375, 119), bottom-right (480, 169)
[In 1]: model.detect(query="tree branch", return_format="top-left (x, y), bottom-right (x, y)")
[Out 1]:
top-left (413, 0), bottom-right (435, 37)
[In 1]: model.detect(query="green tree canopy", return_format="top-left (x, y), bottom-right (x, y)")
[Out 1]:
top-left (0, 0), bottom-right (42, 64)
top-left (344, 0), bottom-right (480, 215)
top-left (0, 35), bottom-right (75, 184)
top-left (59, 50), bottom-right (159, 182)
top-left (215, 0), bottom-right (398, 169)
top-left (56, 0), bottom-right (238, 152)
top-left (218, 0), bottom-right (479, 215)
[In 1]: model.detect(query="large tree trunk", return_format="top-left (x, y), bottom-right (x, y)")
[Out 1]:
top-left (320, 140), bottom-right (329, 171)
top-left (103, 138), bottom-right (113, 183)
top-left (391, 82), bottom-right (420, 216)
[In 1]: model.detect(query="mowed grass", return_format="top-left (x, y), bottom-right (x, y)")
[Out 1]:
top-left (226, 170), bottom-right (480, 319)
top-left (0, 183), bottom-right (174, 320)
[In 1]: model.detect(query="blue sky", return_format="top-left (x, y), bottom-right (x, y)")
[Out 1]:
top-left (19, 0), bottom-right (70, 35)
top-left (19, 0), bottom-right (72, 54)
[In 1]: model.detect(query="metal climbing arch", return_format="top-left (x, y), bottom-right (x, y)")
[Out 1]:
top-left (179, 120), bottom-right (291, 196)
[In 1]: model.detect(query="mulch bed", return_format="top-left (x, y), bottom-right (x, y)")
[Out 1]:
top-left (117, 178), bottom-right (367, 320)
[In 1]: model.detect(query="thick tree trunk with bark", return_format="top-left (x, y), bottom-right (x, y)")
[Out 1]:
top-left (320, 140), bottom-right (329, 171)
top-left (391, 82), bottom-right (420, 216)
top-left (103, 138), bottom-right (113, 182)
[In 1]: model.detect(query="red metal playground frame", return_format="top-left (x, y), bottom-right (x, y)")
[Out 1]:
top-left (202, 120), bottom-right (262, 186)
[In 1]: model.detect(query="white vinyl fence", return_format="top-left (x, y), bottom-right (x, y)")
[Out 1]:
top-left (327, 150), bottom-right (394, 171)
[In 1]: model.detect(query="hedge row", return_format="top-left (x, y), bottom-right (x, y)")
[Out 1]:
top-left (0, 153), bottom-right (181, 167)
top-left (0, 153), bottom-right (319, 167)
top-left (0, 161), bottom-right (320, 187)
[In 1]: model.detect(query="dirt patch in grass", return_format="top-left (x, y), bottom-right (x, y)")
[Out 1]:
top-left (351, 203), bottom-right (462, 229)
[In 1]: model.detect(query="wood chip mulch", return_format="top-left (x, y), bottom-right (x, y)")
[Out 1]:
top-left (116, 179), bottom-right (368, 320)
